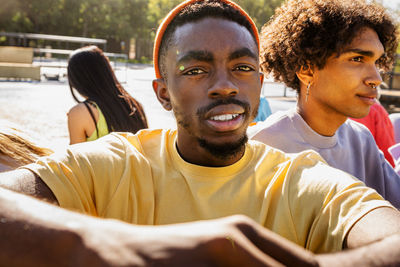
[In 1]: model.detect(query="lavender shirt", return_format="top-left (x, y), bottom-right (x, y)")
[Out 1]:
top-left (249, 108), bottom-right (400, 208)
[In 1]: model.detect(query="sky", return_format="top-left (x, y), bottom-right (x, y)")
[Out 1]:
top-left (381, 0), bottom-right (399, 10)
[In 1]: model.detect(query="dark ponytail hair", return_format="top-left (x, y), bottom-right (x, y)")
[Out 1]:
top-left (67, 46), bottom-right (148, 134)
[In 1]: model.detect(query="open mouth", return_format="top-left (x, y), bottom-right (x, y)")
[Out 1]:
top-left (199, 101), bottom-right (250, 133)
top-left (206, 111), bottom-right (245, 132)
top-left (209, 113), bottom-right (241, 121)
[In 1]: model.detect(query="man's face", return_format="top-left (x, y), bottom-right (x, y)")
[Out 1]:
top-left (309, 27), bottom-right (384, 120)
top-left (157, 18), bottom-right (262, 164)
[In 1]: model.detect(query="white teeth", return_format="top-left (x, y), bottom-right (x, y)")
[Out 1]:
top-left (210, 114), bottom-right (239, 121)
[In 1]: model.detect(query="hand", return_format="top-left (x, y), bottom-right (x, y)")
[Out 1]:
top-left (82, 215), bottom-right (319, 267)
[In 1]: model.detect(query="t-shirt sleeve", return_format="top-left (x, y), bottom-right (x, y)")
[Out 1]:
top-left (23, 134), bottom-right (129, 215)
top-left (287, 151), bottom-right (394, 253)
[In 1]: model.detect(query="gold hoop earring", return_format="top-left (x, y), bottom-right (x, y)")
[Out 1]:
top-left (305, 82), bottom-right (311, 102)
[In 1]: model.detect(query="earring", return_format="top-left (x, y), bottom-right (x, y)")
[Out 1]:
top-left (305, 82), bottom-right (311, 102)
top-left (164, 102), bottom-right (172, 110)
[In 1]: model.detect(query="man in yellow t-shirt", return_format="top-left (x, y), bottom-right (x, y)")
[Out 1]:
top-left (0, 1), bottom-right (400, 266)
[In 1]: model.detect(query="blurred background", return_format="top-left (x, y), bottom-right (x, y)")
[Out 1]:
top-left (0, 0), bottom-right (397, 61)
top-left (0, 0), bottom-right (288, 61)
top-left (0, 0), bottom-right (399, 150)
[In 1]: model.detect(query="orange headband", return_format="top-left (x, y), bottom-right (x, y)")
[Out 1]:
top-left (153, 0), bottom-right (259, 79)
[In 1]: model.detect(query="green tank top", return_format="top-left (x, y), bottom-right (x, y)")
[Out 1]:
top-left (86, 102), bottom-right (109, 141)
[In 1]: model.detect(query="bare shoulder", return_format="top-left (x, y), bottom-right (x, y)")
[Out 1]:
top-left (68, 103), bottom-right (89, 118)
top-left (0, 168), bottom-right (58, 204)
top-left (68, 103), bottom-right (93, 129)
top-left (68, 103), bottom-right (99, 122)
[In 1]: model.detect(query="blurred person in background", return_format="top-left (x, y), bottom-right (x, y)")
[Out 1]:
top-left (67, 46), bottom-right (148, 144)
top-left (254, 96), bottom-right (272, 122)
top-left (351, 99), bottom-right (395, 167)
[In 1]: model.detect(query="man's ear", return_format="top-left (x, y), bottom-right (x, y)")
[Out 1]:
top-left (153, 79), bottom-right (172, 111)
top-left (296, 64), bottom-right (314, 86)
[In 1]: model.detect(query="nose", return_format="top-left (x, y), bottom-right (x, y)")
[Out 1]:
top-left (208, 70), bottom-right (238, 98)
top-left (365, 65), bottom-right (383, 89)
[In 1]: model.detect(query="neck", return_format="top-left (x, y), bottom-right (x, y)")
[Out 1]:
top-left (297, 100), bottom-right (347, 137)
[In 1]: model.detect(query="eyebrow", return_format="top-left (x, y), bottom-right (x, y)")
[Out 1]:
top-left (228, 48), bottom-right (258, 61)
top-left (177, 50), bottom-right (214, 65)
top-left (176, 47), bottom-right (258, 65)
top-left (341, 48), bottom-right (384, 58)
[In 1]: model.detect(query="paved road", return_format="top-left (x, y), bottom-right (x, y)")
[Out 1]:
top-left (0, 64), bottom-right (295, 150)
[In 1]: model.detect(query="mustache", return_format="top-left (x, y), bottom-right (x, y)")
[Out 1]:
top-left (196, 98), bottom-right (250, 117)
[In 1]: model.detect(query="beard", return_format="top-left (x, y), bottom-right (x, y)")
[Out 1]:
top-left (173, 98), bottom-right (255, 160)
top-left (198, 134), bottom-right (248, 160)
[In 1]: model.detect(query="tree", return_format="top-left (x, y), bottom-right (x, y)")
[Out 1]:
top-left (233, 0), bottom-right (284, 30)
top-left (0, 0), bottom-right (285, 58)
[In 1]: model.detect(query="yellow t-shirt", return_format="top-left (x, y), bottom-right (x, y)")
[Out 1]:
top-left (26, 129), bottom-right (392, 253)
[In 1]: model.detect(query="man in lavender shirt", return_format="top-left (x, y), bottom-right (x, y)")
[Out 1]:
top-left (250, 0), bottom-right (400, 208)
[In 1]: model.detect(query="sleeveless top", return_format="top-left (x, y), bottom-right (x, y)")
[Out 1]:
top-left (83, 101), bottom-right (109, 141)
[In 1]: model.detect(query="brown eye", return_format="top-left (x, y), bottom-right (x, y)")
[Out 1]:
top-left (184, 68), bottom-right (206, 75)
top-left (234, 65), bottom-right (254, 72)
top-left (351, 56), bottom-right (363, 62)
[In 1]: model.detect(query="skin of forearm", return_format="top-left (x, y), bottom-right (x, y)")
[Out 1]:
top-left (0, 187), bottom-right (112, 267)
top-left (0, 188), bottom-right (314, 267)
top-left (2, 179), bottom-right (399, 267)
top-left (316, 234), bottom-right (400, 267)
top-left (0, 169), bottom-right (58, 204)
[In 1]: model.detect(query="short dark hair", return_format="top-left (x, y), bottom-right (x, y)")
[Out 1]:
top-left (260, 0), bottom-right (399, 93)
top-left (158, 0), bottom-right (258, 79)
top-left (68, 46), bottom-right (148, 133)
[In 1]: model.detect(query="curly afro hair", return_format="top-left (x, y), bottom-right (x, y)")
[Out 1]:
top-left (260, 0), bottom-right (399, 93)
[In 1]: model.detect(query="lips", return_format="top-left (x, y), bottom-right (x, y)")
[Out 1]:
top-left (356, 92), bottom-right (377, 105)
top-left (204, 104), bottom-right (246, 132)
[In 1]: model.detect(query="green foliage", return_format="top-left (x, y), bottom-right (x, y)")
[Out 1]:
top-left (0, 0), bottom-right (284, 58)
top-left (233, 0), bottom-right (283, 30)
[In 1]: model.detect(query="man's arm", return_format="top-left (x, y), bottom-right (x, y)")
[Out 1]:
top-left (1, 181), bottom-right (400, 266)
top-left (0, 168), bottom-right (58, 204)
top-left (0, 185), bottom-right (318, 267)
top-left (1, 170), bottom-right (400, 266)
top-left (0, 169), bottom-right (315, 266)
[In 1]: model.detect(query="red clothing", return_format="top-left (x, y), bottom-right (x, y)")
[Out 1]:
top-left (351, 102), bottom-right (395, 167)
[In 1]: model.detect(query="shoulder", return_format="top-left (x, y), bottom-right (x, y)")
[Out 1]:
top-left (110, 129), bottom-right (174, 154)
top-left (266, 149), bottom-right (362, 202)
top-left (68, 102), bottom-right (99, 117)
top-left (62, 133), bottom-right (130, 160)
top-left (68, 103), bottom-right (87, 116)
top-left (249, 109), bottom-right (292, 137)
top-left (67, 103), bottom-right (92, 123)
top-left (287, 155), bottom-right (391, 252)
top-left (343, 119), bottom-right (374, 139)
top-left (284, 150), bottom-right (375, 208)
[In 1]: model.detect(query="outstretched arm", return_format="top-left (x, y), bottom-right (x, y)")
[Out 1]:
top-left (0, 186), bottom-right (317, 267)
top-left (0, 168), bottom-right (57, 204)
top-left (0, 169), bottom-right (315, 266)
top-left (1, 170), bottom-right (400, 266)
top-left (0, 181), bottom-right (400, 266)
